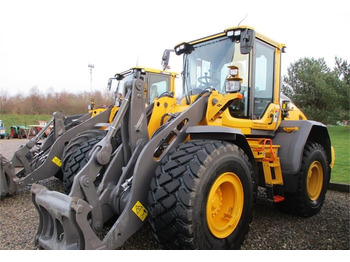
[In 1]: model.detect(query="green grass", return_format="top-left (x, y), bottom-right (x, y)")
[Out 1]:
top-left (0, 114), bottom-right (52, 134)
top-left (328, 126), bottom-right (350, 184)
top-left (1, 114), bottom-right (349, 184)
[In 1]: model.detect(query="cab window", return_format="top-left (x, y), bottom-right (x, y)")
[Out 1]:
top-left (253, 40), bottom-right (275, 118)
top-left (147, 73), bottom-right (170, 104)
top-left (226, 43), bottom-right (250, 118)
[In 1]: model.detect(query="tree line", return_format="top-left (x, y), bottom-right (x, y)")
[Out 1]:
top-left (0, 87), bottom-right (114, 116)
top-left (0, 56), bottom-right (349, 125)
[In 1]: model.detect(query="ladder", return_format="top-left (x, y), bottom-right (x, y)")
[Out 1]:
top-left (249, 138), bottom-right (284, 203)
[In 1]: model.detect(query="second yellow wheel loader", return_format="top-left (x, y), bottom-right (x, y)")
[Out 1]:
top-left (0, 67), bottom-right (177, 198)
top-left (31, 26), bottom-right (334, 250)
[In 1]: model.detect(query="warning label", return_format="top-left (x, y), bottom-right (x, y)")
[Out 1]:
top-left (52, 156), bottom-right (62, 167)
top-left (132, 201), bottom-right (148, 221)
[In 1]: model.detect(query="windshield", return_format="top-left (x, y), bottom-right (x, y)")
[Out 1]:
top-left (116, 71), bottom-right (172, 105)
top-left (183, 36), bottom-right (236, 95)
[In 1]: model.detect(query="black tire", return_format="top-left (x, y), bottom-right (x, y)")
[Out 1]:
top-left (62, 130), bottom-right (121, 193)
top-left (57, 130), bottom-right (107, 181)
top-left (148, 140), bottom-right (254, 249)
top-left (276, 142), bottom-right (330, 217)
top-left (62, 137), bottom-right (102, 193)
top-left (61, 130), bottom-right (107, 168)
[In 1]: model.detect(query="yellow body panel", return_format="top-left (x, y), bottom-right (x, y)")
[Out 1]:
top-left (89, 107), bottom-right (108, 118)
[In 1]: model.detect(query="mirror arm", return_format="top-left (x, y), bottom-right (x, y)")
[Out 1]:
top-left (161, 49), bottom-right (175, 71)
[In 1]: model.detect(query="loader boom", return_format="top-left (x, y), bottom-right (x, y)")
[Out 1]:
top-left (31, 74), bottom-right (221, 249)
top-left (1, 67), bottom-right (177, 199)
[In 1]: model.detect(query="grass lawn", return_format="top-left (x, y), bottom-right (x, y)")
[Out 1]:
top-left (328, 126), bottom-right (350, 184)
top-left (0, 114), bottom-right (52, 134)
top-left (0, 114), bottom-right (349, 184)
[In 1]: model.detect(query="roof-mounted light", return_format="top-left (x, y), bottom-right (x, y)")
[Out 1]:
top-left (226, 29), bottom-right (241, 41)
top-left (174, 42), bottom-right (194, 55)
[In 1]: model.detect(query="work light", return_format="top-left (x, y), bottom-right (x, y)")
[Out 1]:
top-left (225, 65), bottom-right (242, 93)
top-left (225, 80), bottom-right (241, 93)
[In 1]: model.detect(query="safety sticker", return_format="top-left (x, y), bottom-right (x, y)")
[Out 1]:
top-left (132, 201), bottom-right (148, 221)
top-left (274, 110), bottom-right (279, 122)
top-left (52, 156), bottom-right (62, 167)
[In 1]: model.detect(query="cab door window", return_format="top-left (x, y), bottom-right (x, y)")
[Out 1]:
top-left (226, 43), bottom-right (250, 118)
top-left (147, 73), bottom-right (170, 104)
top-left (253, 40), bottom-right (275, 118)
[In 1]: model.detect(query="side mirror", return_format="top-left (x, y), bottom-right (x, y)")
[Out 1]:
top-left (161, 49), bottom-right (174, 70)
top-left (107, 78), bottom-right (113, 91)
top-left (240, 29), bottom-right (255, 54)
top-left (107, 77), bottom-right (118, 91)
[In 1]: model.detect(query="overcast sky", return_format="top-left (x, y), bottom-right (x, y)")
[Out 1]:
top-left (0, 0), bottom-right (349, 96)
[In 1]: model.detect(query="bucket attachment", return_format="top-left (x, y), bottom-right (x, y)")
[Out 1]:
top-left (31, 183), bottom-right (105, 250)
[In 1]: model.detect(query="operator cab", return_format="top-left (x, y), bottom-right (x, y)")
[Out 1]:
top-left (172, 26), bottom-right (286, 135)
top-left (108, 67), bottom-right (175, 106)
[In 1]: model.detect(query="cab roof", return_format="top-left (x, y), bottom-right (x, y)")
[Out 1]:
top-left (184, 25), bottom-right (286, 51)
top-left (115, 67), bottom-right (178, 78)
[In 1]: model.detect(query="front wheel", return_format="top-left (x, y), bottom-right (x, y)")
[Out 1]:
top-left (148, 140), bottom-right (254, 249)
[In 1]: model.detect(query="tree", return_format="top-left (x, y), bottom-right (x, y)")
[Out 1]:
top-left (333, 57), bottom-right (350, 114)
top-left (282, 57), bottom-right (349, 124)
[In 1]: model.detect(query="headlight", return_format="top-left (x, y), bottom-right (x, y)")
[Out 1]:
top-left (226, 30), bottom-right (241, 40)
top-left (174, 42), bottom-right (194, 55)
top-left (175, 44), bottom-right (185, 53)
top-left (229, 68), bottom-right (238, 77)
top-left (225, 65), bottom-right (242, 93)
top-left (225, 80), bottom-right (241, 93)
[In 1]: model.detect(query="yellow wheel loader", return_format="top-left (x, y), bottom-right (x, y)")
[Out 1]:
top-left (0, 67), bottom-right (177, 198)
top-left (31, 26), bottom-right (334, 250)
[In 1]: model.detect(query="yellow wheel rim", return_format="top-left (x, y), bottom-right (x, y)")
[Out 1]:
top-left (206, 172), bottom-right (244, 238)
top-left (307, 161), bottom-right (323, 201)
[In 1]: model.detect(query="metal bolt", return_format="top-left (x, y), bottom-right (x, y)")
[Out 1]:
top-left (75, 204), bottom-right (84, 214)
top-left (95, 222), bottom-right (103, 230)
top-left (83, 177), bottom-right (90, 187)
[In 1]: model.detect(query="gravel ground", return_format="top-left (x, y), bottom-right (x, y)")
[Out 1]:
top-left (0, 139), bottom-right (349, 250)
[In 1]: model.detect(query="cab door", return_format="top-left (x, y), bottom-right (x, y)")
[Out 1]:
top-left (251, 39), bottom-right (276, 120)
top-left (146, 73), bottom-right (171, 105)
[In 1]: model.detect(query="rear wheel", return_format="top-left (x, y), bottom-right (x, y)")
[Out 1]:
top-left (276, 142), bottom-right (329, 217)
top-left (61, 130), bottom-right (121, 193)
top-left (61, 130), bottom-right (107, 168)
top-left (62, 137), bottom-right (102, 193)
top-left (148, 140), bottom-right (254, 249)
top-left (56, 130), bottom-right (106, 182)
